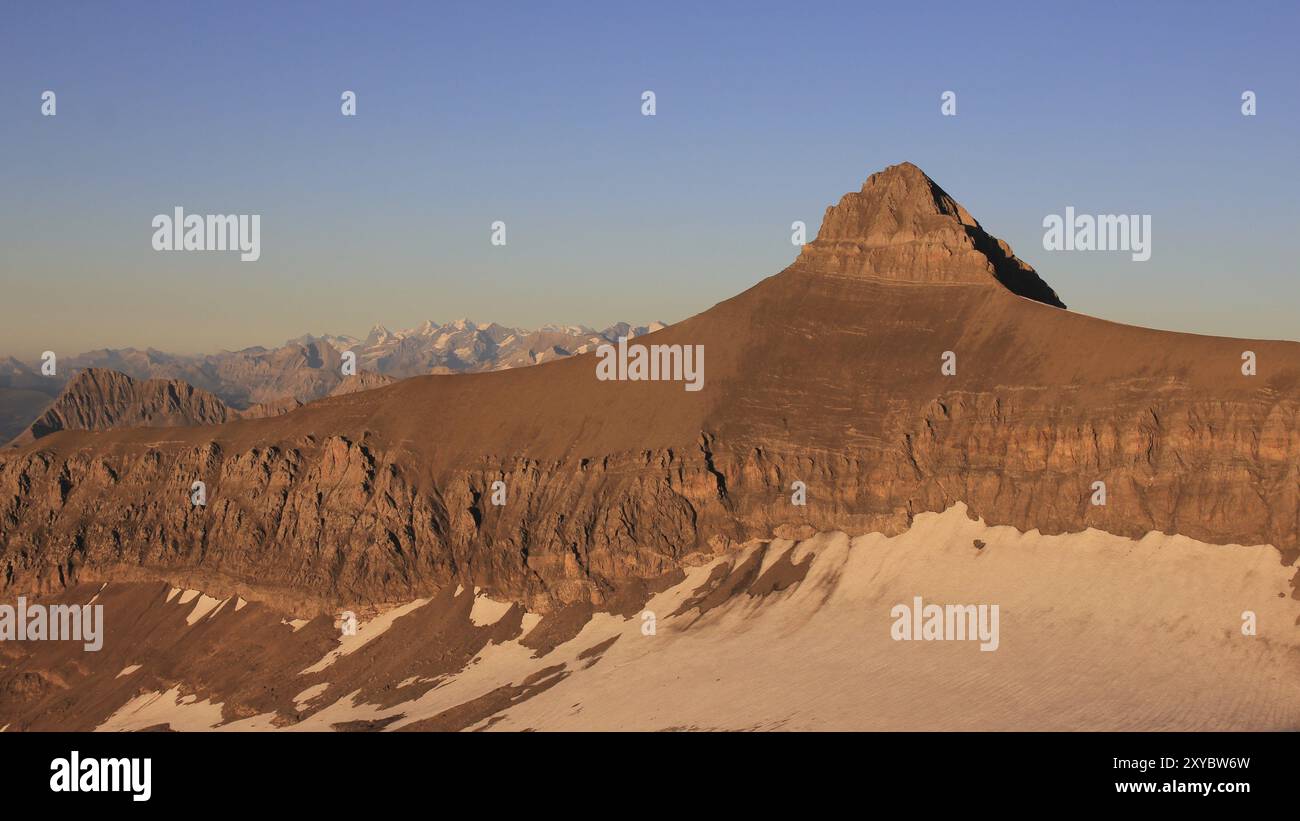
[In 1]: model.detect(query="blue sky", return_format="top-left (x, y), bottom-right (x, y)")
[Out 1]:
top-left (2, 0), bottom-right (1297, 355)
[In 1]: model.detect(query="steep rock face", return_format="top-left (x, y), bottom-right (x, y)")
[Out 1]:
top-left (5, 367), bottom-right (405, 444)
top-left (0, 437), bottom-right (716, 612)
top-left (798, 162), bottom-right (1064, 306)
top-left (9, 369), bottom-right (233, 446)
top-left (1, 163), bottom-right (1298, 613)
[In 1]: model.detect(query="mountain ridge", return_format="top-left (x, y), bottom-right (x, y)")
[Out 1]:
top-left (9, 368), bottom-right (234, 447)
top-left (0, 319), bottom-right (668, 443)
top-left (2, 162), bottom-right (1298, 616)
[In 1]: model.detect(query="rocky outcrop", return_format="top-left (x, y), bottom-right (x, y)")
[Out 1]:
top-left (238, 396), bottom-right (304, 419)
top-left (4, 366), bottom-right (406, 444)
top-left (2, 163), bottom-right (1297, 615)
top-left (798, 162), bottom-right (1065, 306)
top-left (327, 371), bottom-right (398, 397)
top-left (8, 369), bottom-right (233, 447)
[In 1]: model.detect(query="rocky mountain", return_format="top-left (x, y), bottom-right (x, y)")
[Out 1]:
top-left (5, 368), bottom-right (411, 447)
top-left (7, 369), bottom-right (234, 447)
top-left (2, 161), bottom-right (1297, 616)
top-left (800, 162), bottom-right (1064, 306)
top-left (0, 321), bottom-right (666, 444)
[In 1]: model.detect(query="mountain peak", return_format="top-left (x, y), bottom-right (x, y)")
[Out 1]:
top-left (796, 162), bottom-right (1064, 307)
top-left (8, 367), bottom-right (232, 447)
top-left (365, 324), bottom-right (392, 344)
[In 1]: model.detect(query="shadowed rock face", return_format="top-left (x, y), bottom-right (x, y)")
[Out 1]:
top-left (1, 162), bottom-right (1298, 615)
top-left (797, 162), bottom-right (1065, 307)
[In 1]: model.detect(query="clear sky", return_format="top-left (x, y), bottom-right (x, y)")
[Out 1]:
top-left (2, 0), bottom-right (1297, 357)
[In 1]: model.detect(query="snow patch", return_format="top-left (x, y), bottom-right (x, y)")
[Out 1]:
top-left (292, 683), bottom-right (330, 711)
top-left (469, 592), bottom-right (513, 627)
top-left (185, 594), bottom-right (225, 625)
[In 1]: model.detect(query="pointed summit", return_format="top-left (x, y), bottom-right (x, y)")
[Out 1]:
top-left (796, 162), bottom-right (1064, 307)
top-left (9, 368), bottom-right (232, 447)
top-left (365, 324), bottom-right (392, 345)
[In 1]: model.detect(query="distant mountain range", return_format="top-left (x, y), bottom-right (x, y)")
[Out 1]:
top-left (0, 319), bottom-right (666, 444)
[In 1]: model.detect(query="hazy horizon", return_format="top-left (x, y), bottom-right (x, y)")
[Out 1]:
top-left (3, 0), bottom-right (1298, 358)
top-left (0, 315), bottom-right (675, 363)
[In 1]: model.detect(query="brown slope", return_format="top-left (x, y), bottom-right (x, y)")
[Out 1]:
top-left (1, 162), bottom-right (1298, 613)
